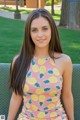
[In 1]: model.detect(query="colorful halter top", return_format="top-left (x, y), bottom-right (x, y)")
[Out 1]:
top-left (18, 56), bottom-right (68, 120)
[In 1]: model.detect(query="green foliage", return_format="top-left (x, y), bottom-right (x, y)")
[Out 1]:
top-left (54, 0), bottom-right (62, 4)
top-left (46, 0), bottom-right (51, 6)
top-left (45, 0), bottom-right (62, 6)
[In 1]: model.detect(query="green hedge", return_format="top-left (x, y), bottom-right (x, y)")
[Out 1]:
top-left (45, 0), bottom-right (61, 6)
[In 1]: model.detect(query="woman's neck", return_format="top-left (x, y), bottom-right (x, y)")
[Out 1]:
top-left (34, 47), bottom-right (49, 58)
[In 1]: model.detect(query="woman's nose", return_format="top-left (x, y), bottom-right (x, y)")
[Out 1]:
top-left (37, 30), bottom-right (43, 37)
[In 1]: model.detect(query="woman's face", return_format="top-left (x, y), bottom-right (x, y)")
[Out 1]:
top-left (30, 17), bottom-right (51, 50)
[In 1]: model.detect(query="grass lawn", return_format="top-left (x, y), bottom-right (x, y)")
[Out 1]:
top-left (0, 17), bottom-right (80, 63)
top-left (58, 28), bottom-right (80, 63)
top-left (53, 10), bottom-right (61, 21)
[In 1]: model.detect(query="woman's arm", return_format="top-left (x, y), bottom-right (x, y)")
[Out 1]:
top-left (7, 55), bottom-right (23, 120)
top-left (7, 92), bottom-right (22, 120)
top-left (62, 56), bottom-right (74, 120)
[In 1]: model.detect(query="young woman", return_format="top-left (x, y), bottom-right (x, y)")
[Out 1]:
top-left (7, 8), bottom-right (74, 120)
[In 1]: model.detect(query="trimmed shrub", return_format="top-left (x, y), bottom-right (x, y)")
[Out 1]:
top-left (45, 0), bottom-right (61, 6)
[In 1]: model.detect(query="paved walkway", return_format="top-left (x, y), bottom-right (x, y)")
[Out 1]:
top-left (0, 5), bottom-right (61, 25)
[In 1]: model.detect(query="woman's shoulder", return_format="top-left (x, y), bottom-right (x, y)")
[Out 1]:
top-left (11, 54), bottom-right (20, 68)
top-left (54, 52), bottom-right (72, 70)
top-left (54, 52), bottom-right (72, 63)
top-left (61, 53), bottom-right (72, 71)
top-left (54, 52), bottom-right (72, 75)
top-left (61, 53), bottom-right (72, 65)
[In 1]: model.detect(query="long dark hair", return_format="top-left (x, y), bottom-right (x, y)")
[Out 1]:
top-left (10, 8), bottom-right (63, 95)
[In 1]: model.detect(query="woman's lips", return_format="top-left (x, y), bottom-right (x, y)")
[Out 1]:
top-left (37, 39), bottom-right (45, 42)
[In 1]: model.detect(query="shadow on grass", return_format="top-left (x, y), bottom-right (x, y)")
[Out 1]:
top-left (0, 7), bottom-right (32, 14)
top-left (0, 7), bottom-right (15, 12)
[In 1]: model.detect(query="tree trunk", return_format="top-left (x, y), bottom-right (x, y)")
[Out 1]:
top-left (75, 3), bottom-right (80, 28)
top-left (4, 0), bottom-right (6, 7)
top-left (51, 0), bottom-right (54, 15)
top-left (14, 0), bottom-right (21, 19)
top-left (20, 0), bottom-right (24, 7)
top-left (59, 0), bottom-right (80, 29)
top-left (59, 0), bottom-right (69, 26)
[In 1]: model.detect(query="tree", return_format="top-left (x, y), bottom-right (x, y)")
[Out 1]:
top-left (51, 0), bottom-right (54, 15)
top-left (14, 0), bottom-right (21, 19)
top-left (4, 0), bottom-right (6, 7)
top-left (20, 0), bottom-right (24, 7)
top-left (59, 0), bottom-right (80, 29)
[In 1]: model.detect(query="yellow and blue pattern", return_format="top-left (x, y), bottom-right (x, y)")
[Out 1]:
top-left (18, 57), bottom-right (68, 120)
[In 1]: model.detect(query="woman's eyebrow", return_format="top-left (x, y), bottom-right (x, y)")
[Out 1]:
top-left (42, 26), bottom-right (49, 28)
top-left (31, 25), bottom-right (49, 29)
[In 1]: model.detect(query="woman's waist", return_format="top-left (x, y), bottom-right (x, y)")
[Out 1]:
top-left (22, 103), bottom-right (63, 113)
top-left (18, 109), bottom-right (67, 120)
top-left (19, 103), bottom-right (66, 119)
top-left (23, 97), bottom-right (61, 111)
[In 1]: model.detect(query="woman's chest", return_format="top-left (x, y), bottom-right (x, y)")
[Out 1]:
top-left (23, 60), bottom-right (63, 96)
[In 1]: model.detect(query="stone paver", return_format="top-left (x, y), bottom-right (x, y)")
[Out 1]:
top-left (0, 10), bottom-right (14, 19)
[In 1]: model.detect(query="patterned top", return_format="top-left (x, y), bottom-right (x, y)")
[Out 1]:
top-left (18, 56), bottom-right (68, 120)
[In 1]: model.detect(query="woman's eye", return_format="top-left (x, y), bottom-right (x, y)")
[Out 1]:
top-left (43, 28), bottom-right (48, 31)
top-left (31, 29), bottom-right (37, 32)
